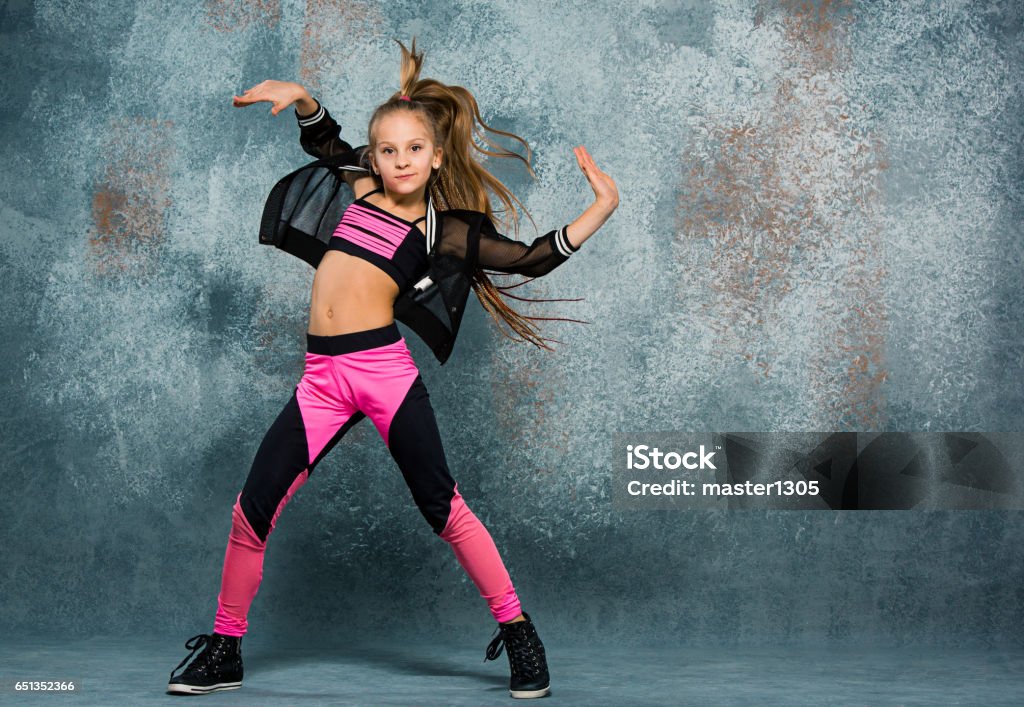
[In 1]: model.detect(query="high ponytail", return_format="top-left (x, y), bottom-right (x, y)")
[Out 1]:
top-left (367, 37), bottom-right (586, 352)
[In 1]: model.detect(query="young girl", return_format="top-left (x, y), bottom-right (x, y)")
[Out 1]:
top-left (167, 38), bottom-right (617, 699)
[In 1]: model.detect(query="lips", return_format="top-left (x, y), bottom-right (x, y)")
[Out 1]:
top-left (396, 174), bottom-right (415, 180)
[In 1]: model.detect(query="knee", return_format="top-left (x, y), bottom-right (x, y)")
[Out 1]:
top-left (403, 473), bottom-right (462, 536)
top-left (229, 492), bottom-right (266, 549)
top-left (237, 467), bottom-right (310, 545)
top-left (416, 488), bottom-right (466, 537)
top-left (437, 489), bottom-right (480, 542)
top-left (422, 495), bottom-right (455, 536)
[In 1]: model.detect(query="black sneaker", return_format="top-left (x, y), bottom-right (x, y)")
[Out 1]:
top-left (167, 632), bottom-right (244, 695)
top-left (483, 612), bottom-right (550, 699)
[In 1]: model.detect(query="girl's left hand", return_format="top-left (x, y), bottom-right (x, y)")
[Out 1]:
top-left (574, 146), bottom-right (618, 210)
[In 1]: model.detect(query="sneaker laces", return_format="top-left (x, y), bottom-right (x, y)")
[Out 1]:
top-left (483, 622), bottom-right (544, 680)
top-left (170, 633), bottom-right (211, 680)
top-left (484, 627), bottom-right (504, 661)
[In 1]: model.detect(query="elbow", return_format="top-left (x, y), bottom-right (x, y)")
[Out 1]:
top-left (519, 261), bottom-right (562, 278)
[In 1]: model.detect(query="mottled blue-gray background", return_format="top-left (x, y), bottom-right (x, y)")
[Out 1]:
top-left (1, 0), bottom-right (1022, 648)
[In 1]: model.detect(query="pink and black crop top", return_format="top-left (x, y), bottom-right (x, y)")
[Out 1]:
top-left (328, 187), bottom-right (429, 293)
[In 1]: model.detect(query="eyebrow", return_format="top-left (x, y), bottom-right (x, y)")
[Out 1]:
top-left (377, 138), bottom-right (428, 146)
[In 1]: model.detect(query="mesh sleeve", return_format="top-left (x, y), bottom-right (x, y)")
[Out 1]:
top-left (477, 216), bottom-right (579, 277)
top-left (295, 98), bottom-right (359, 160)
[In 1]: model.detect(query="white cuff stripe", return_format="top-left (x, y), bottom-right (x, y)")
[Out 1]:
top-left (297, 104), bottom-right (325, 126)
top-left (553, 227), bottom-right (574, 257)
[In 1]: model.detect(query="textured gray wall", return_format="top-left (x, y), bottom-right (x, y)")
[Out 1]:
top-left (1, 0), bottom-right (1022, 648)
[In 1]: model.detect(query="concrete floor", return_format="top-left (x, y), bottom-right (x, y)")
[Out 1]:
top-left (2, 634), bottom-right (1022, 705)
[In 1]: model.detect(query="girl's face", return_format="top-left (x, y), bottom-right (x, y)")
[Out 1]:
top-left (370, 111), bottom-right (442, 198)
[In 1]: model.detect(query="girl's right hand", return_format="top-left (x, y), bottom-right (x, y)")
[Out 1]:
top-left (232, 80), bottom-right (309, 117)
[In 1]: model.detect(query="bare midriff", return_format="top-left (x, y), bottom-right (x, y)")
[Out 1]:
top-left (308, 250), bottom-right (400, 335)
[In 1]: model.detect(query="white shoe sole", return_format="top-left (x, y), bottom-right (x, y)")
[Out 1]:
top-left (166, 681), bottom-right (242, 694)
top-left (510, 685), bottom-right (550, 698)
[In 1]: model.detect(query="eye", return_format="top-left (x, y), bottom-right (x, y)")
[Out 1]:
top-left (382, 147), bottom-right (394, 154)
top-left (411, 145), bottom-right (422, 151)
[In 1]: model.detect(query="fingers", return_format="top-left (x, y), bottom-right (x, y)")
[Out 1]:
top-left (232, 90), bottom-right (278, 113)
top-left (572, 146), bottom-right (617, 204)
top-left (574, 146), bottom-right (605, 178)
top-left (574, 146), bottom-right (592, 168)
top-left (231, 82), bottom-right (268, 105)
top-left (574, 149), bottom-right (587, 173)
top-left (576, 146), bottom-right (596, 166)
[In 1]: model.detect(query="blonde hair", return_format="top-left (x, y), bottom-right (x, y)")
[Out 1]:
top-left (365, 37), bottom-right (585, 351)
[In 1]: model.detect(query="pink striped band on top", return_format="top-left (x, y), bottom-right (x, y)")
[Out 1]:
top-left (331, 204), bottom-right (413, 259)
top-left (344, 206), bottom-right (410, 241)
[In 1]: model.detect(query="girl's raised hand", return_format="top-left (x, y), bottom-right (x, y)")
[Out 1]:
top-left (574, 146), bottom-right (618, 210)
top-left (232, 80), bottom-right (307, 117)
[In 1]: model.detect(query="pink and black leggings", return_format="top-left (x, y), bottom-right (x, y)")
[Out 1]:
top-left (212, 322), bottom-right (523, 636)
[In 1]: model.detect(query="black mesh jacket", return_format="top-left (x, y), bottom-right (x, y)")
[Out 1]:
top-left (258, 98), bottom-right (580, 365)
